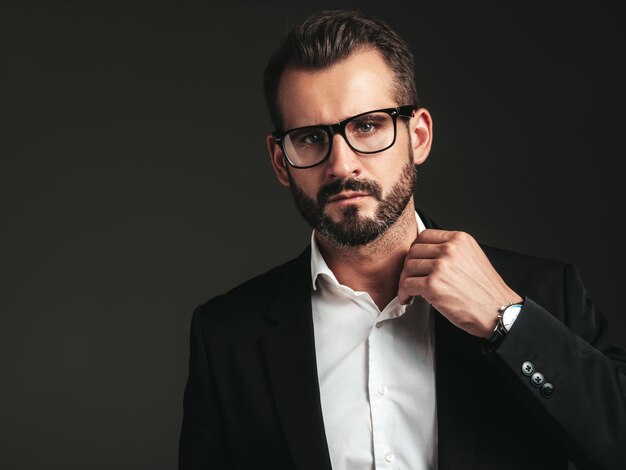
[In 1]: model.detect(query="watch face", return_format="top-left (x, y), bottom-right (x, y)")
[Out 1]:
top-left (502, 304), bottom-right (523, 331)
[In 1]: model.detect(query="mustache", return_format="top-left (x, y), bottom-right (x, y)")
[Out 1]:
top-left (317, 178), bottom-right (383, 206)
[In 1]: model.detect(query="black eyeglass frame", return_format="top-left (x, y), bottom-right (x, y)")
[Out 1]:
top-left (272, 105), bottom-right (417, 169)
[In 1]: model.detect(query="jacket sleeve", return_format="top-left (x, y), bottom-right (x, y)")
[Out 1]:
top-left (179, 306), bottom-right (229, 469)
top-left (489, 263), bottom-right (626, 470)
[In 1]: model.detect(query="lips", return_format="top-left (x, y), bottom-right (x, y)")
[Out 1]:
top-left (326, 191), bottom-right (371, 203)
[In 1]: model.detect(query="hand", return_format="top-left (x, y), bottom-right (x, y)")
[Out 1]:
top-left (398, 229), bottom-right (523, 338)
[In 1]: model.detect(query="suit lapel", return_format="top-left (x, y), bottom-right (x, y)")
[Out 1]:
top-left (260, 247), bottom-right (333, 470)
top-left (420, 209), bottom-right (480, 470)
top-left (434, 310), bottom-right (481, 470)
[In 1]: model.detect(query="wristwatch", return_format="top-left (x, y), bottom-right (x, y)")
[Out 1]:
top-left (487, 300), bottom-right (524, 347)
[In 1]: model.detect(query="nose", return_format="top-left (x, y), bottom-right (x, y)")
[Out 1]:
top-left (324, 133), bottom-right (362, 180)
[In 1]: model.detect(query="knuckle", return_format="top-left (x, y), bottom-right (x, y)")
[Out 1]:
top-left (441, 243), bottom-right (455, 256)
top-left (427, 273), bottom-right (444, 293)
top-left (457, 231), bottom-right (474, 244)
top-left (433, 258), bottom-right (447, 271)
top-left (424, 275), bottom-right (437, 291)
top-left (453, 231), bottom-right (467, 242)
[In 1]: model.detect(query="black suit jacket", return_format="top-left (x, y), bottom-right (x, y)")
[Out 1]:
top-left (179, 211), bottom-right (626, 470)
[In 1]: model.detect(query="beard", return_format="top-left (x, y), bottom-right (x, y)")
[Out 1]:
top-left (287, 149), bottom-right (418, 248)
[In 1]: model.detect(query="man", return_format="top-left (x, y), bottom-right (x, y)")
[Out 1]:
top-left (179, 10), bottom-right (626, 470)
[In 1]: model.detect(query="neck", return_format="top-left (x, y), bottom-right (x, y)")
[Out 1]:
top-left (315, 201), bottom-right (419, 311)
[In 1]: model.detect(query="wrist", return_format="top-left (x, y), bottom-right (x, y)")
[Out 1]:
top-left (486, 297), bottom-right (525, 343)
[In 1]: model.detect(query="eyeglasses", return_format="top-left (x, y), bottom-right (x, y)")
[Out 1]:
top-left (272, 105), bottom-right (416, 169)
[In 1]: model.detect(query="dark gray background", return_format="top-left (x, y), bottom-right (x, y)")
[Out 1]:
top-left (1, 1), bottom-right (624, 468)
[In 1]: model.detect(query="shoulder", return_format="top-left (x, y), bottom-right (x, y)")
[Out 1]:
top-left (192, 246), bottom-right (311, 331)
top-left (482, 243), bottom-right (566, 276)
top-left (419, 208), bottom-right (569, 281)
top-left (481, 243), bottom-right (579, 314)
top-left (204, 255), bottom-right (301, 310)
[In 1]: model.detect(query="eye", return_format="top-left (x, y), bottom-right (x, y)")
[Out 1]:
top-left (303, 132), bottom-right (324, 144)
top-left (349, 114), bottom-right (389, 136)
top-left (290, 129), bottom-right (327, 147)
top-left (356, 120), bottom-right (377, 133)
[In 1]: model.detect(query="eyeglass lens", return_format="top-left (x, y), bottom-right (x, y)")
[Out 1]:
top-left (283, 111), bottom-right (395, 167)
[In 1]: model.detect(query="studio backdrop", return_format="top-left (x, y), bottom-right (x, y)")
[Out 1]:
top-left (1, 1), bottom-right (624, 469)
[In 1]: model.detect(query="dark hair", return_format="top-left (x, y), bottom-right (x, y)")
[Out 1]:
top-left (263, 10), bottom-right (418, 130)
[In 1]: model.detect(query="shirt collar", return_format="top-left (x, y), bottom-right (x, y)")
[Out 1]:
top-left (310, 211), bottom-right (427, 291)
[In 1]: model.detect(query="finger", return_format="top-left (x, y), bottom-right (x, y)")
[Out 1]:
top-left (402, 258), bottom-right (436, 277)
top-left (416, 228), bottom-right (457, 244)
top-left (398, 291), bottom-right (413, 305)
top-left (407, 242), bottom-right (443, 259)
top-left (398, 275), bottom-right (428, 304)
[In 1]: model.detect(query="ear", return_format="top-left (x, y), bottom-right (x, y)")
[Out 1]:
top-left (267, 134), bottom-right (291, 187)
top-left (408, 108), bottom-right (433, 166)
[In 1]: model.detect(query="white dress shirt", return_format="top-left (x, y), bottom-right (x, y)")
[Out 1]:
top-left (311, 212), bottom-right (438, 470)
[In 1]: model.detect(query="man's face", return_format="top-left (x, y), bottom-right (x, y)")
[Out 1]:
top-left (268, 48), bottom-right (432, 247)
top-left (286, 147), bottom-right (417, 247)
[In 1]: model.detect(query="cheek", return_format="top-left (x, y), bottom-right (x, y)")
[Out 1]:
top-left (363, 153), bottom-right (407, 191)
top-left (289, 171), bottom-right (323, 197)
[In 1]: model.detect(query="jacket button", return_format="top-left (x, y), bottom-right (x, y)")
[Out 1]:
top-left (541, 382), bottom-right (554, 398)
top-left (521, 361), bottom-right (535, 376)
top-left (531, 372), bottom-right (545, 387)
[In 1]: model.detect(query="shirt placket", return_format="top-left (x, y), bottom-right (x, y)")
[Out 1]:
top-left (368, 316), bottom-right (396, 469)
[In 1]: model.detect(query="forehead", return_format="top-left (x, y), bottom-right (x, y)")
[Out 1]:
top-left (277, 49), bottom-right (397, 130)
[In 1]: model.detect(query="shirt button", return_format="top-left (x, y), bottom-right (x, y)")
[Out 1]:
top-left (385, 452), bottom-right (395, 463)
top-left (377, 384), bottom-right (387, 396)
top-left (375, 322), bottom-right (383, 329)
